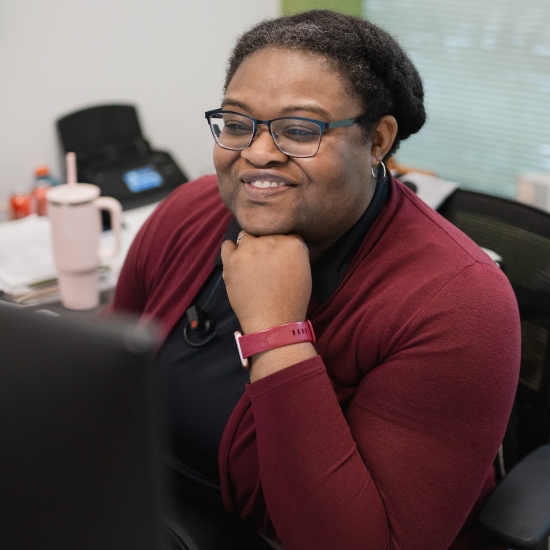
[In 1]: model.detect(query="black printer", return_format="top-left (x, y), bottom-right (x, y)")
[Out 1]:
top-left (57, 104), bottom-right (188, 211)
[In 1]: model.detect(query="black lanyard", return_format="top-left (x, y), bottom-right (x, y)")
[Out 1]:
top-left (182, 267), bottom-right (225, 347)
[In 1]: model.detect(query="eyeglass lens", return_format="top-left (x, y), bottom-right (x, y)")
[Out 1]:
top-left (209, 112), bottom-right (322, 157)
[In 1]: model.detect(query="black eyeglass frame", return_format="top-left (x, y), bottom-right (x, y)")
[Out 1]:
top-left (205, 109), bottom-right (363, 158)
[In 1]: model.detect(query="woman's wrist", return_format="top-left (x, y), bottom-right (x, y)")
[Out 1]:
top-left (248, 341), bottom-right (318, 382)
top-left (235, 320), bottom-right (315, 367)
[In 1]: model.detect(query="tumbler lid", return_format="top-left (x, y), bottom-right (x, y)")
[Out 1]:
top-left (46, 183), bottom-right (100, 205)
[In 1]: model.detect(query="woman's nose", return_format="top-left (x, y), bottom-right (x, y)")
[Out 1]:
top-left (240, 125), bottom-right (288, 165)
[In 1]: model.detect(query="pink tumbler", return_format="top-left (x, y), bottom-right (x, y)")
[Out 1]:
top-left (46, 182), bottom-right (121, 310)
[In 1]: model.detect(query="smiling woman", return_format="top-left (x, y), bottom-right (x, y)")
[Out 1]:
top-left (110, 10), bottom-right (521, 550)
top-left (214, 47), bottom-right (387, 256)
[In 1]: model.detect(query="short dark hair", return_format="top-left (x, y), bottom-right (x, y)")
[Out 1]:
top-left (224, 10), bottom-right (426, 159)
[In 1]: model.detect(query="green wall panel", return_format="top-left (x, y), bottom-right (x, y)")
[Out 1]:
top-left (282, 0), bottom-right (363, 17)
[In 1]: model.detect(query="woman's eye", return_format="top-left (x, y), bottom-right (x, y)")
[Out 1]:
top-left (282, 126), bottom-right (318, 141)
top-left (287, 128), bottom-right (312, 135)
top-left (224, 122), bottom-right (252, 134)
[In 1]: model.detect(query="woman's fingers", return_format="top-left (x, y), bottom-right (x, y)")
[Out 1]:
top-left (221, 233), bottom-right (312, 334)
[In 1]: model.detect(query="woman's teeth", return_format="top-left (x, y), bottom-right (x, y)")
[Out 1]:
top-left (249, 181), bottom-right (287, 188)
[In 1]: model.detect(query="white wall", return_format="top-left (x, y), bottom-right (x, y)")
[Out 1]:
top-left (0, 0), bottom-right (279, 201)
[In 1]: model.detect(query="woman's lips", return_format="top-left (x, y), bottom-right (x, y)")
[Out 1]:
top-left (242, 181), bottom-right (294, 201)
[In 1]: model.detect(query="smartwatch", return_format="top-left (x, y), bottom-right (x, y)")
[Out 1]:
top-left (234, 320), bottom-right (316, 369)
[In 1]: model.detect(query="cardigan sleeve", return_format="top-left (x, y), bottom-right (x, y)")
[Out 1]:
top-left (108, 189), bottom-right (183, 317)
top-left (235, 262), bottom-right (520, 550)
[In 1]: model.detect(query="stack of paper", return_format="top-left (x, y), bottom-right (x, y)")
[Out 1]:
top-left (0, 215), bottom-right (57, 292)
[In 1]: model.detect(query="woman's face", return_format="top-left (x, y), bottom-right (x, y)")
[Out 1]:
top-left (214, 48), bottom-right (377, 254)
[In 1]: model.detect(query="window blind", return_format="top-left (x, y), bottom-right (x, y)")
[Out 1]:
top-left (364, 0), bottom-right (550, 198)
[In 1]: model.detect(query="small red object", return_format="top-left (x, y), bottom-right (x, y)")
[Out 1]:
top-left (234, 320), bottom-right (315, 369)
top-left (31, 185), bottom-right (50, 216)
top-left (9, 191), bottom-right (31, 219)
top-left (35, 165), bottom-right (50, 178)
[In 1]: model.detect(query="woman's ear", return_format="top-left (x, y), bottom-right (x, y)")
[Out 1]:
top-left (370, 115), bottom-right (398, 165)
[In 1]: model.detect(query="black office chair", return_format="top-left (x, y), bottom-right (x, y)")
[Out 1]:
top-left (437, 188), bottom-right (550, 550)
top-left (164, 498), bottom-right (274, 550)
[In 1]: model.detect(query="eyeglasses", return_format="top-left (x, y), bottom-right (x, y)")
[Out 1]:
top-left (205, 109), bottom-right (362, 158)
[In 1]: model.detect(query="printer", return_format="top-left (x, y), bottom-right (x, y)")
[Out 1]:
top-left (57, 104), bottom-right (188, 212)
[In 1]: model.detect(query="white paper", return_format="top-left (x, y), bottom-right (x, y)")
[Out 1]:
top-left (0, 215), bottom-right (57, 289)
top-left (398, 172), bottom-right (459, 210)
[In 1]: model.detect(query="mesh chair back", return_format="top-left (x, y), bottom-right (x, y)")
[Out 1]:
top-left (438, 189), bottom-right (550, 461)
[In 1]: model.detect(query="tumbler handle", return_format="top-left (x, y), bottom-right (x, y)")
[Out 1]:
top-left (95, 196), bottom-right (122, 260)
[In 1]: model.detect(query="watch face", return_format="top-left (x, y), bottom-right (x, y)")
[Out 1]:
top-left (234, 331), bottom-right (249, 369)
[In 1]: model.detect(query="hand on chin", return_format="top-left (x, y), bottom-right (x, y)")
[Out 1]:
top-left (220, 232), bottom-right (312, 335)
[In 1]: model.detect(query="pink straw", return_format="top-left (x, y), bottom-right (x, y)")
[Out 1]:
top-left (66, 152), bottom-right (77, 187)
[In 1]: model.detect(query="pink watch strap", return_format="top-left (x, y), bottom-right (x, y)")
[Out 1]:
top-left (234, 320), bottom-right (316, 369)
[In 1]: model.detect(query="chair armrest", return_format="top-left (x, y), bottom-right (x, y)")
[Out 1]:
top-left (476, 445), bottom-right (550, 550)
top-left (164, 498), bottom-right (273, 550)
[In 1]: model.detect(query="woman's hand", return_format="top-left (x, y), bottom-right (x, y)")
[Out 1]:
top-left (221, 232), bottom-right (317, 380)
top-left (221, 232), bottom-right (312, 334)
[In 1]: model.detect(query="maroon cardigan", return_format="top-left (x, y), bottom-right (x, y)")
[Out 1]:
top-left (111, 174), bottom-right (520, 550)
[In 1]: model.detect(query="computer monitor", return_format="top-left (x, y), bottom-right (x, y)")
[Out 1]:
top-left (0, 305), bottom-right (168, 550)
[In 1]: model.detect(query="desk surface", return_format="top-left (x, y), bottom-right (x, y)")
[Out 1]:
top-left (1, 287), bottom-right (115, 319)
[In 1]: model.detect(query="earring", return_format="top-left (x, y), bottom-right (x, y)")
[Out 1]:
top-left (371, 161), bottom-right (387, 182)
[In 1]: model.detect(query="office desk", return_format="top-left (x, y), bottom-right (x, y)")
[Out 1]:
top-left (0, 202), bottom-right (158, 308)
top-left (24, 288), bottom-right (115, 317)
top-left (0, 288), bottom-right (114, 319)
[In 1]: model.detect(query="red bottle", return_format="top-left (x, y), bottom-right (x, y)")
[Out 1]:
top-left (31, 166), bottom-right (54, 216)
top-left (9, 188), bottom-right (31, 219)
